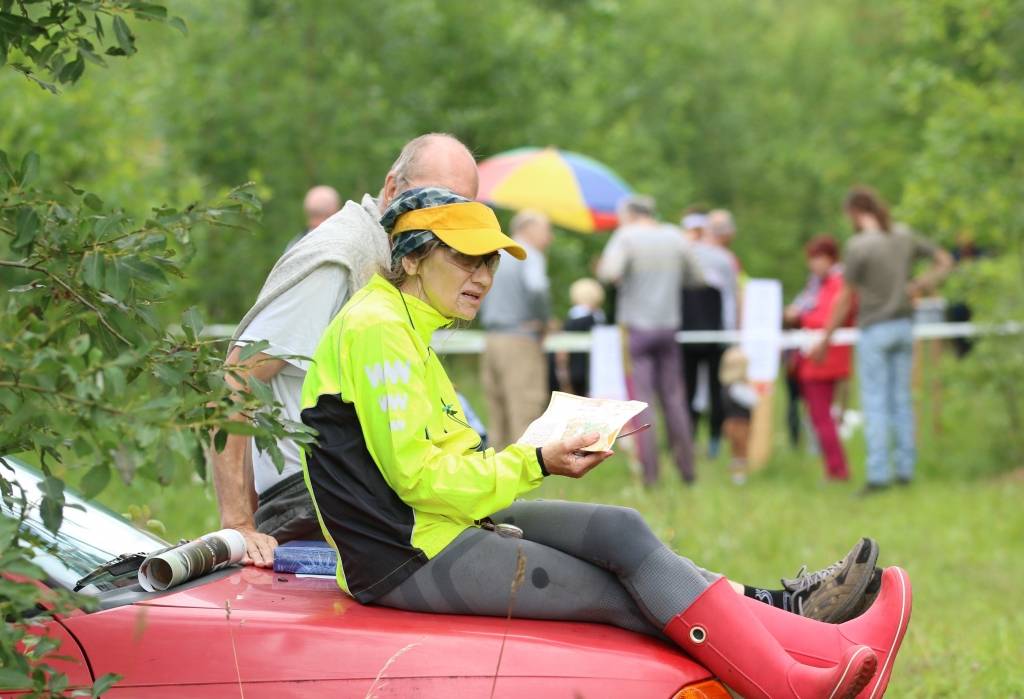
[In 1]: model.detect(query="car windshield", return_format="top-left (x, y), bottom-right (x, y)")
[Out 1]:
top-left (1, 457), bottom-right (168, 592)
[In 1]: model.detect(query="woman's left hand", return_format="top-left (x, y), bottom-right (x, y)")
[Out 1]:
top-left (541, 432), bottom-right (614, 478)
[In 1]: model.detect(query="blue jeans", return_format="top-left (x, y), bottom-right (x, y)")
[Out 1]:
top-left (856, 318), bottom-right (915, 483)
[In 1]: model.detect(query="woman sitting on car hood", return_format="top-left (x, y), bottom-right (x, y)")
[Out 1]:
top-left (298, 188), bottom-right (912, 699)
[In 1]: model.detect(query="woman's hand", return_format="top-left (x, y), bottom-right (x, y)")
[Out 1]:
top-left (541, 432), bottom-right (614, 478)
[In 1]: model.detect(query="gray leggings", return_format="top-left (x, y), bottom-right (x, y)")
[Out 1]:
top-left (374, 500), bottom-right (721, 636)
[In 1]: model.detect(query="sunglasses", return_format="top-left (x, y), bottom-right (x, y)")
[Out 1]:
top-left (437, 242), bottom-right (501, 275)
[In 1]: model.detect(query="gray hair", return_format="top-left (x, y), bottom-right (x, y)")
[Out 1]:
top-left (707, 209), bottom-right (736, 237)
top-left (619, 194), bottom-right (657, 219)
top-left (510, 209), bottom-right (548, 236)
top-left (389, 132), bottom-right (465, 191)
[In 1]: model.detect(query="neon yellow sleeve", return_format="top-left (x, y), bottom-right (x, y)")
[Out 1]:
top-left (346, 321), bottom-right (544, 521)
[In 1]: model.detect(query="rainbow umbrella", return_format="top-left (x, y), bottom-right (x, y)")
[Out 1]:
top-left (477, 147), bottom-right (632, 233)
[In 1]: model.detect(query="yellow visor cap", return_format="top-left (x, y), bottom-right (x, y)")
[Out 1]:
top-left (391, 202), bottom-right (527, 260)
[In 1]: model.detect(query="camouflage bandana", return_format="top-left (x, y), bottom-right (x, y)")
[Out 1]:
top-left (380, 187), bottom-right (471, 269)
top-left (389, 229), bottom-right (437, 268)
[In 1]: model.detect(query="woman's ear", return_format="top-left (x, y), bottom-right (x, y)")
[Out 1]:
top-left (401, 255), bottom-right (419, 277)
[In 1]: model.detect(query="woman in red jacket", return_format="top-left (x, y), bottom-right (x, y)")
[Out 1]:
top-left (788, 235), bottom-right (856, 480)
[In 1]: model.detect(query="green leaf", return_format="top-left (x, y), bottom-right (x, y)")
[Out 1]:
top-left (81, 252), bottom-right (105, 289)
top-left (69, 334), bottom-right (90, 356)
top-left (40, 494), bottom-right (64, 533)
top-left (83, 192), bottom-right (104, 211)
top-left (104, 366), bottom-right (127, 396)
top-left (127, 2), bottom-right (168, 21)
top-left (0, 150), bottom-right (14, 183)
top-left (58, 56), bottom-right (85, 83)
top-left (247, 376), bottom-right (274, 406)
top-left (111, 16), bottom-right (136, 55)
top-left (104, 258), bottom-right (130, 299)
top-left (219, 421), bottom-right (258, 436)
top-left (180, 306), bottom-right (203, 342)
top-left (91, 673), bottom-right (121, 698)
top-left (0, 668), bottom-right (32, 690)
top-left (237, 339), bottom-right (270, 361)
top-left (79, 464), bottom-right (111, 499)
top-left (76, 41), bottom-right (107, 67)
top-left (213, 428), bottom-right (228, 453)
top-left (168, 16), bottom-right (187, 35)
top-left (19, 151), bottom-right (39, 187)
top-left (12, 206), bottom-right (40, 252)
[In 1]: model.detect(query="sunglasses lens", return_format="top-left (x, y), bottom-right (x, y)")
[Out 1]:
top-left (444, 245), bottom-right (500, 274)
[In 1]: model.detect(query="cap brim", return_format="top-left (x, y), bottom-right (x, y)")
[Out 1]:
top-left (433, 229), bottom-right (527, 260)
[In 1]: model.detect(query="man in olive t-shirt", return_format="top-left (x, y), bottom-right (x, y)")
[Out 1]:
top-left (843, 224), bottom-right (938, 327)
top-left (813, 197), bottom-right (952, 492)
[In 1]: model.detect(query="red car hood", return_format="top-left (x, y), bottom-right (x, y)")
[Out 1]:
top-left (70, 567), bottom-right (709, 688)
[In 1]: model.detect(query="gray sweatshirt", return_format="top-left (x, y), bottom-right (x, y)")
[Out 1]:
top-left (597, 223), bottom-right (704, 330)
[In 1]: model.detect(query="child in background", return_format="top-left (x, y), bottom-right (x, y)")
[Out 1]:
top-left (719, 346), bottom-right (758, 485)
top-left (552, 278), bottom-right (606, 396)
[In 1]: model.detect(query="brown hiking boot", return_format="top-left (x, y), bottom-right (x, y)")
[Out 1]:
top-left (782, 537), bottom-right (880, 623)
top-left (846, 566), bottom-right (883, 619)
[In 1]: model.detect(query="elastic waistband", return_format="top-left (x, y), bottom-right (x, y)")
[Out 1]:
top-left (257, 470), bottom-right (307, 503)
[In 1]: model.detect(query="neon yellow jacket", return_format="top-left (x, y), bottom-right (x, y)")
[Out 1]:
top-left (300, 274), bottom-right (545, 602)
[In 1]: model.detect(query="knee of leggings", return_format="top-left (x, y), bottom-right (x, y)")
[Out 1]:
top-left (584, 505), bottom-right (661, 566)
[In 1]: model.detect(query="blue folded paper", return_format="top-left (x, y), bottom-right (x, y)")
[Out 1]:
top-left (272, 540), bottom-right (337, 575)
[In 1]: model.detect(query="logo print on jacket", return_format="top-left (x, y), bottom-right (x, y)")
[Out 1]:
top-left (365, 360), bottom-right (411, 388)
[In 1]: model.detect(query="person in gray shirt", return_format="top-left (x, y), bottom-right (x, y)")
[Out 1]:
top-left (597, 195), bottom-right (704, 485)
top-left (479, 210), bottom-right (553, 449)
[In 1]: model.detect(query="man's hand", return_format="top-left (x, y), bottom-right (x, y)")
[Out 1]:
top-left (541, 432), bottom-right (614, 478)
top-left (234, 526), bottom-right (278, 567)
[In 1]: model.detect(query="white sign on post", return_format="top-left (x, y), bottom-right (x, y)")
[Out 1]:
top-left (740, 279), bottom-right (783, 382)
top-left (588, 325), bottom-right (629, 400)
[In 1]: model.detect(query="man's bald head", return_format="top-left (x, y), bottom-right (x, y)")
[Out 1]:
top-left (381, 133), bottom-right (478, 208)
top-left (303, 185), bottom-right (341, 230)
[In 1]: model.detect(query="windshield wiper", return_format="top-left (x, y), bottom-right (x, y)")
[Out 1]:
top-left (73, 551), bottom-right (152, 592)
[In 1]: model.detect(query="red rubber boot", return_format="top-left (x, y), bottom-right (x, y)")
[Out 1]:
top-left (665, 578), bottom-right (878, 699)
top-left (744, 567), bottom-right (913, 698)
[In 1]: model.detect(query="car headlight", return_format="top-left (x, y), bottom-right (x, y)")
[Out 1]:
top-left (671, 679), bottom-right (733, 699)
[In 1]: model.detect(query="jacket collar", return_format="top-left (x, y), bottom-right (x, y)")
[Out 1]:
top-left (367, 274), bottom-right (451, 344)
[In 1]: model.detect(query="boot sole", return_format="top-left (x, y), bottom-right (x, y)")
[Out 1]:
top-left (829, 647), bottom-right (878, 699)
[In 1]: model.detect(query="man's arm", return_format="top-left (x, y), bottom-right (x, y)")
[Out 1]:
top-left (909, 245), bottom-right (954, 297)
top-left (596, 230), bottom-right (628, 284)
top-left (212, 345), bottom-right (287, 567)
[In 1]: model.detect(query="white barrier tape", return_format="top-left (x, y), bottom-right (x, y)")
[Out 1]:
top-left (203, 321), bottom-right (1022, 354)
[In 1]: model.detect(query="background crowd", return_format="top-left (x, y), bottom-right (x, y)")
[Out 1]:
top-left (286, 179), bottom-right (961, 497)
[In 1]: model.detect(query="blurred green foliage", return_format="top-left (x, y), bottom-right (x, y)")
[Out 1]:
top-left (2, 0), bottom-right (1020, 318)
top-left (3, 0), bottom-right (1021, 324)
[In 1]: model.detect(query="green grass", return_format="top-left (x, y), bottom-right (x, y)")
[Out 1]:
top-left (90, 354), bottom-right (1024, 697)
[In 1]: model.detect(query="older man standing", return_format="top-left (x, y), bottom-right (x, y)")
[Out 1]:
top-left (479, 210), bottom-right (553, 449)
top-left (213, 133), bottom-right (479, 566)
top-left (598, 195), bottom-right (704, 486)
